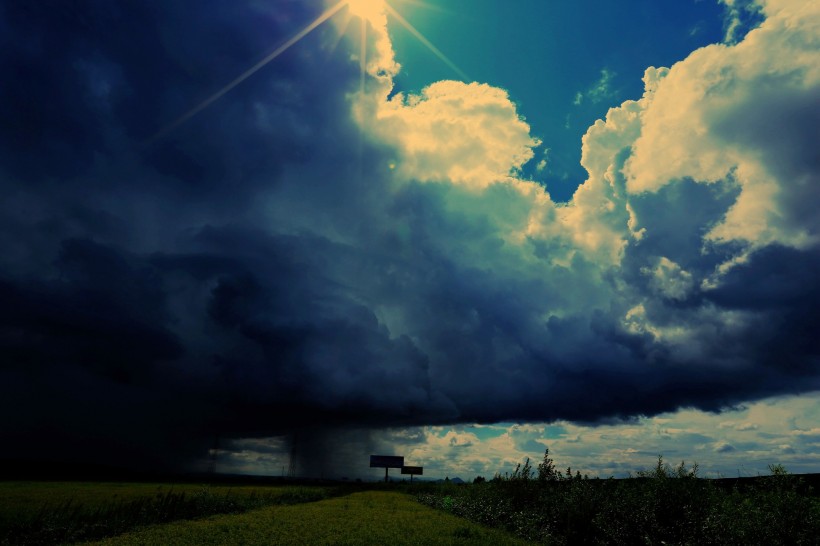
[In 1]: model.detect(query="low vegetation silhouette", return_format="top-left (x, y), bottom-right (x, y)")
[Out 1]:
top-left (415, 449), bottom-right (820, 545)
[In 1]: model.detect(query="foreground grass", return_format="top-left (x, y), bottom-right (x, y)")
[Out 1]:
top-left (0, 482), bottom-right (334, 545)
top-left (87, 491), bottom-right (530, 546)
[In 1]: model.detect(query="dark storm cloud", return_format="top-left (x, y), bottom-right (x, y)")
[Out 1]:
top-left (0, 0), bottom-right (366, 469)
top-left (1, 0), bottom-right (819, 475)
top-left (704, 245), bottom-right (820, 376)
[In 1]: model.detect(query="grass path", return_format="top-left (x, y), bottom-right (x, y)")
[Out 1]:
top-left (86, 491), bottom-right (531, 545)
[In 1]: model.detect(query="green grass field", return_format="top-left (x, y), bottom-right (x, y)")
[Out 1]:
top-left (85, 490), bottom-right (529, 545)
top-left (0, 481), bottom-right (326, 524)
top-left (0, 482), bottom-right (248, 523)
top-left (0, 481), bottom-right (343, 545)
top-left (0, 482), bottom-right (530, 545)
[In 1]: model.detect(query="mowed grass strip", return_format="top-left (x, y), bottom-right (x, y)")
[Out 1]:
top-left (87, 491), bottom-right (532, 545)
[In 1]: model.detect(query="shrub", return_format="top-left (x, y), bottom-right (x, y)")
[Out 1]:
top-left (417, 453), bottom-right (820, 546)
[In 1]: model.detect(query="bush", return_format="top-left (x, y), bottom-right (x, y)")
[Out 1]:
top-left (416, 452), bottom-right (820, 545)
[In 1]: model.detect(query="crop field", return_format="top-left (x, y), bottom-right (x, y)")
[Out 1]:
top-left (0, 481), bottom-right (301, 522)
top-left (86, 490), bottom-right (528, 545)
top-left (0, 481), bottom-right (342, 545)
top-left (0, 482), bottom-right (528, 545)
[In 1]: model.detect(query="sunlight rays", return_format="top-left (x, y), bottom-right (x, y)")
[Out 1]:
top-left (360, 16), bottom-right (368, 97)
top-left (384, 2), bottom-right (469, 82)
top-left (347, 0), bottom-right (387, 25)
top-left (147, 0), bottom-right (467, 142)
top-left (147, 0), bottom-right (348, 144)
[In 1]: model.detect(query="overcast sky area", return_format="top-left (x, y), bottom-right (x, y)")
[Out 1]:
top-left (1, 0), bottom-right (819, 480)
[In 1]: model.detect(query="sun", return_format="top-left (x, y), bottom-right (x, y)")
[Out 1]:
top-left (149, 0), bottom-right (467, 142)
top-left (346, 0), bottom-right (387, 24)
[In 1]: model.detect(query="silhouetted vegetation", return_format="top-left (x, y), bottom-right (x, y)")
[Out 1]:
top-left (416, 450), bottom-right (820, 545)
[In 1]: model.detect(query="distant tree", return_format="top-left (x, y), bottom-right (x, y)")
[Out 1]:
top-left (768, 463), bottom-right (788, 476)
top-left (510, 457), bottom-right (534, 482)
top-left (473, 475), bottom-right (486, 484)
top-left (537, 448), bottom-right (559, 482)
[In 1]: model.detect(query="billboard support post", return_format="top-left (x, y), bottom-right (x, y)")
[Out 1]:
top-left (401, 465), bottom-right (423, 483)
top-left (369, 455), bottom-right (404, 483)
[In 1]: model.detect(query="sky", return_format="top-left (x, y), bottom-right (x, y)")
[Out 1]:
top-left (1, 0), bottom-right (818, 480)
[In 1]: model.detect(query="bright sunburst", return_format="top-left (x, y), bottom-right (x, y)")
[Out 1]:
top-left (149, 0), bottom-right (465, 142)
top-left (346, 0), bottom-right (387, 24)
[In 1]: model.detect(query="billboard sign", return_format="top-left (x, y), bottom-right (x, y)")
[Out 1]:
top-left (401, 466), bottom-right (423, 475)
top-left (370, 455), bottom-right (404, 468)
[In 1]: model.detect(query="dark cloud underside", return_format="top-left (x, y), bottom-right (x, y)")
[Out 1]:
top-left (1, 0), bottom-right (818, 472)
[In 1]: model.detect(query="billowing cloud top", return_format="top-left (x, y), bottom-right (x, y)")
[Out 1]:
top-left (1, 0), bottom-right (818, 471)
